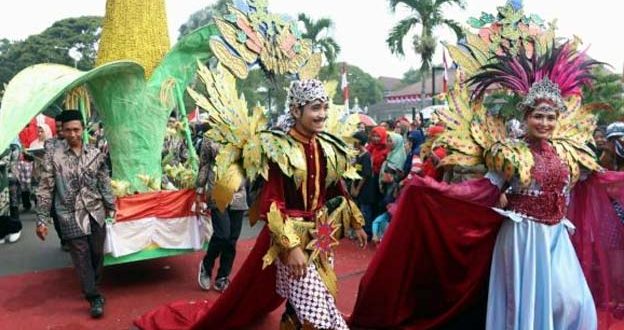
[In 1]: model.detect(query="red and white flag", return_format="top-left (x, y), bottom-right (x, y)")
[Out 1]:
top-left (187, 107), bottom-right (199, 122)
top-left (341, 63), bottom-right (350, 112)
top-left (442, 50), bottom-right (449, 93)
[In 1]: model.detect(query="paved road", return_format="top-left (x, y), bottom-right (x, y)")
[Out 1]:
top-left (0, 207), bottom-right (262, 277)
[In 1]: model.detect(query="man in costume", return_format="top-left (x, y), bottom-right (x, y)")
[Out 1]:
top-left (134, 79), bottom-right (367, 330)
top-left (259, 79), bottom-right (368, 329)
top-left (35, 110), bottom-right (116, 318)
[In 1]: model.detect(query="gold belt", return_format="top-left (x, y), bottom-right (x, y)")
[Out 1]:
top-left (262, 198), bottom-right (364, 298)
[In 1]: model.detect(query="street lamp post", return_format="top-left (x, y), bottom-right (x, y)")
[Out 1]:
top-left (68, 46), bottom-right (83, 68)
top-left (431, 66), bottom-right (442, 106)
top-left (53, 44), bottom-right (83, 68)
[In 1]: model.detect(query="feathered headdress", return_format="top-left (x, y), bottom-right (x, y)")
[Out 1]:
top-left (467, 41), bottom-right (601, 112)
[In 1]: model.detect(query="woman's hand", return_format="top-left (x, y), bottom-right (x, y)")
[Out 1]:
top-left (497, 193), bottom-right (508, 208)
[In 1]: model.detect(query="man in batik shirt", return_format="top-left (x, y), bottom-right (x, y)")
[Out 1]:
top-left (41, 114), bottom-right (70, 250)
top-left (35, 110), bottom-right (115, 318)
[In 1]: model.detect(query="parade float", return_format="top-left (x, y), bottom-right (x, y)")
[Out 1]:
top-left (0, 0), bottom-right (338, 265)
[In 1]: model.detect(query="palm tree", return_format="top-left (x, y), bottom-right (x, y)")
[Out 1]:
top-left (298, 13), bottom-right (341, 72)
top-left (386, 0), bottom-right (465, 109)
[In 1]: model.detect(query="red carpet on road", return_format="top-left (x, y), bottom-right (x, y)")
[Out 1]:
top-left (0, 238), bottom-right (375, 330)
top-left (4, 237), bottom-right (624, 330)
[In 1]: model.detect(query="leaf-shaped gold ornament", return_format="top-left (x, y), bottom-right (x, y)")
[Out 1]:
top-left (439, 153), bottom-right (482, 167)
top-left (299, 52), bottom-right (322, 80)
top-left (215, 144), bottom-right (241, 180)
top-left (318, 138), bottom-right (338, 187)
top-left (211, 164), bottom-right (245, 212)
top-left (242, 135), bottom-right (263, 181)
top-left (465, 33), bottom-right (491, 64)
top-left (210, 39), bottom-right (249, 79)
top-left (446, 44), bottom-right (482, 76)
top-left (214, 18), bottom-right (259, 63)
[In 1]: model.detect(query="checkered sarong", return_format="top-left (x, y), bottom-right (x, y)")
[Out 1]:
top-left (276, 260), bottom-right (348, 330)
top-left (17, 160), bottom-right (32, 191)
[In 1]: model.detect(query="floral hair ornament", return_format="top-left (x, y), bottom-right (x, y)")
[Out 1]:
top-left (467, 41), bottom-right (602, 114)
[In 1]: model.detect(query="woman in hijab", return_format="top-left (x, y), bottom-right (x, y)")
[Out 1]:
top-left (367, 126), bottom-right (389, 175)
top-left (372, 132), bottom-right (407, 243)
top-left (367, 126), bottom-right (389, 217)
top-left (29, 124), bottom-right (52, 149)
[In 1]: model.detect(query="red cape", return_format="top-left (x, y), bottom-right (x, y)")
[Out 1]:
top-left (134, 228), bottom-right (284, 329)
top-left (349, 176), bottom-right (501, 329)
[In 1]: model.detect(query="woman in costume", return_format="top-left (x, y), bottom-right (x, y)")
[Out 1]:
top-left (473, 63), bottom-right (597, 329)
top-left (350, 40), bottom-right (624, 329)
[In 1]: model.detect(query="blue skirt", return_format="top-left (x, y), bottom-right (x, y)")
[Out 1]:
top-left (486, 213), bottom-right (597, 330)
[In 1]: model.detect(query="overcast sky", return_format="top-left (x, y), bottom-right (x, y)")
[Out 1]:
top-left (0, 0), bottom-right (621, 79)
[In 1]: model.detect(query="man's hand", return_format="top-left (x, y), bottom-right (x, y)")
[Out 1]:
top-left (36, 224), bottom-right (48, 241)
top-left (286, 246), bottom-right (307, 280)
top-left (354, 228), bottom-right (368, 248)
top-left (350, 187), bottom-right (360, 199)
top-left (195, 194), bottom-right (207, 215)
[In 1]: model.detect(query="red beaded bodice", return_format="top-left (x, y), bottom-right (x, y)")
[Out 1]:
top-left (506, 140), bottom-right (570, 224)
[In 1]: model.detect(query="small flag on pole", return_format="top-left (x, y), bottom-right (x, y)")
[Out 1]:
top-left (442, 50), bottom-right (449, 93)
top-left (188, 106), bottom-right (199, 122)
top-left (341, 63), bottom-right (350, 113)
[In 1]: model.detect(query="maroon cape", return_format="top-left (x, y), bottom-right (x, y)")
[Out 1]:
top-left (349, 176), bottom-right (502, 329)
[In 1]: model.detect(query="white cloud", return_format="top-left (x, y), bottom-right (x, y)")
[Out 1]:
top-left (0, 0), bottom-right (621, 79)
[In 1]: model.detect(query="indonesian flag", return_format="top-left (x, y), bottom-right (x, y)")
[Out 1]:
top-left (341, 63), bottom-right (350, 112)
top-left (442, 50), bottom-right (449, 93)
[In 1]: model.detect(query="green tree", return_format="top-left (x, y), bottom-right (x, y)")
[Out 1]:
top-left (583, 66), bottom-right (624, 125)
top-left (0, 16), bottom-right (101, 86)
top-left (178, 0), bottom-right (228, 40)
top-left (298, 14), bottom-right (341, 73)
top-left (320, 63), bottom-right (384, 106)
top-left (401, 67), bottom-right (424, 85)
top-left (386, 0), bottom-right (464, 108)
